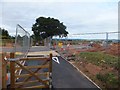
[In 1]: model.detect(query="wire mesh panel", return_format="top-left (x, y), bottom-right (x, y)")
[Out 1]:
top-left (53, 32), bottom-right (119, 88)
top-left (14, 24), bottom-right (30, 58)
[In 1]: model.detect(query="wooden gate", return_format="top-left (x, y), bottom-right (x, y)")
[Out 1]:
top-left (8, 53), bottom-right (52, 89)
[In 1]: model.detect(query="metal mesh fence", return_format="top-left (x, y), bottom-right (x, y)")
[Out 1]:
top-left (52, 32), bottom-right (119, 88)
top-left (53, 32), bottom-right (119, 58)
top-left (14, 24), bottom-right (30, 58)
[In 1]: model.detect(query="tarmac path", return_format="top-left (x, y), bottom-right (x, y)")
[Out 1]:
top-left (26, 46), bottom-right (100, 89)
top-left (52, 56), bottom-right (99, 89)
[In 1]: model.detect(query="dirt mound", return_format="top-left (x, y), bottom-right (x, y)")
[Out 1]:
top-left (105, 43), bottom-right (119, 56)
top-left (79, 43), bottom-right (119, 56)
top-left (85, 63), bottom-right (101, 75)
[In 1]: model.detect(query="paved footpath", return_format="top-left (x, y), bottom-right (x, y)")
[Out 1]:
top-left (27, 46), bottom-right (100, 89)
top-left (52, 56), bottom-right (99, 89)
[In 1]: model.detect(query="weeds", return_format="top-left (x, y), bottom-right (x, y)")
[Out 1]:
top-left (77, 52), bottom-right (119, 89)
top-left (96, 73), bottom-right (118, 89)
top-left (78, 52), bottom-right (118, 69)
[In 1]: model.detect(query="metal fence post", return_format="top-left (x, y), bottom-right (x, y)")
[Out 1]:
top-left (106, 32), bottom-right (108, 50)
top-left (10, 53), bottom-right (15, 88)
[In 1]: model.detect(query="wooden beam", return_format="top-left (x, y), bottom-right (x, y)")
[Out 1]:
top-left (49, 53), bottom-right (52, 88)
top-left (17, 60), bottom-right (49, 88)
top-left (24, 85), bottom-right (48, 88)
top-left (10, 53), bottom-right (15, 88)
top-left (49, 53), bottom-right (52, 73)
top-left (20, 57), bottom-right (49, 61)
top-left (2, 53), bottom-right (7, 88)
top-left (15, 64), bottom-right (49, 70)
top-left (15, 61), bottom-right (49, 87)
top-left (15, 79), bottom-right (49, 86)
top-left (15, 72), bottom-right (49, 78)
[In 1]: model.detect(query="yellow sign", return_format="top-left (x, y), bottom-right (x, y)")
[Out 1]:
top-left (58, 42), bottom-right (63, 48)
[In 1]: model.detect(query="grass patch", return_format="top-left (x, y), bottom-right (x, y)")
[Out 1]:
top-left (96, 73), bottom-right (119, 88)
top-left (78, 52), bottom-right (118, 69)
top-left (77, 52), bottom-right (119, 89)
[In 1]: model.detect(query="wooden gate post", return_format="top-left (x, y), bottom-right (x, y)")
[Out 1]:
top-left (10, 53), bottom-right (15, 88)
top-left (49, 53), bottom-right (52, 73)
top-left (49, 53), bottom-right (52, 88)
top-left (2, 53), bottom-right (7, 88)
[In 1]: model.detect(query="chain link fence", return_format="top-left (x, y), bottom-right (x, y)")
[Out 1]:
top-left (53, 32), bottom-right (119, 59)
top-left (14, 24), bottom-right (31, 58)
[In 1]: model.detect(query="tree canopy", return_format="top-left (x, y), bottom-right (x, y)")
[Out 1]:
top-left (0, 28), bottom-right (10, 39)
top-left (32, 17), bottom-right (68, 41)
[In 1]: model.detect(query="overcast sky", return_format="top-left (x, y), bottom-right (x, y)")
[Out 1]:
top-left (0, 0), bottom-right (119, 39)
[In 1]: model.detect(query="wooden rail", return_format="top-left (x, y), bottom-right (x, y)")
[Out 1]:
top-left (1, 52), bottom-right (52, 89)
top-left (2, 53), bottom-right (7, 88)
top-left (20, 57), bottom-right (49, 61)
top-left (15, 64), bottom-right (49, 70)
top-left (15, 79), bottom-right (49, 86)
top-left (9, 52), bottom-right (52, 89)
top-left (15, 72), bottom-right (49, 78)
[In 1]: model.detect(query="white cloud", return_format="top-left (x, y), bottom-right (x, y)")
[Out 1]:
top-left (1, 1), bottom-right (118, 38)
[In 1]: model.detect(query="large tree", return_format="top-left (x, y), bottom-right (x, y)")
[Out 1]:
top-left (32, 17), bottom-right (68, 41)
